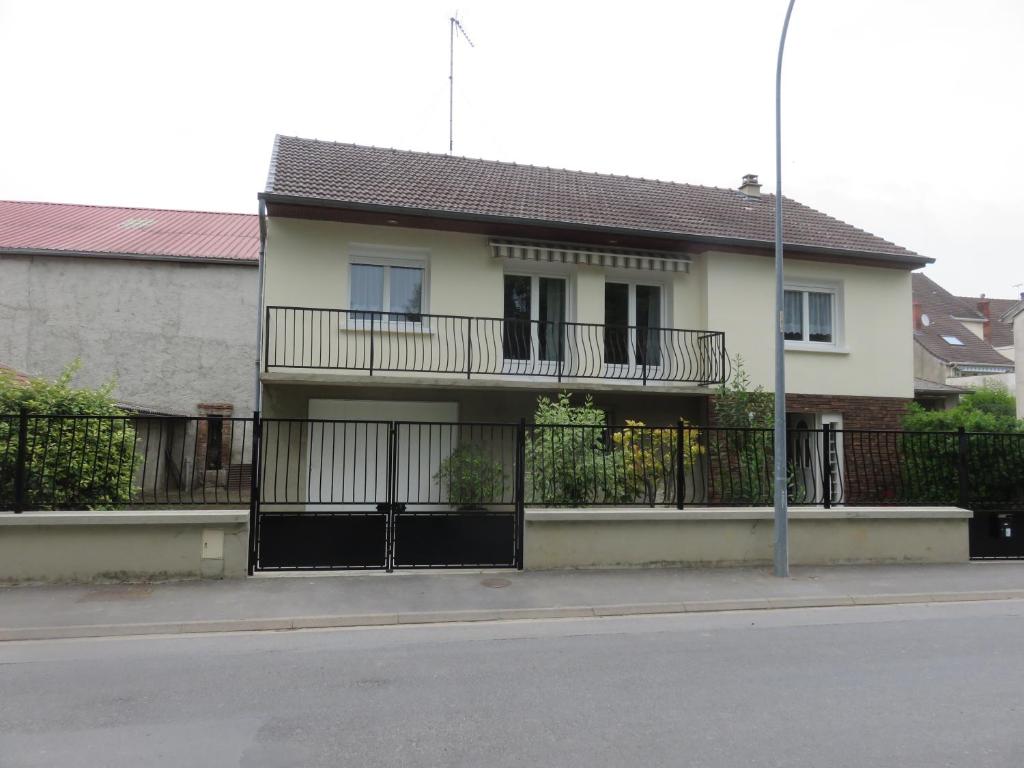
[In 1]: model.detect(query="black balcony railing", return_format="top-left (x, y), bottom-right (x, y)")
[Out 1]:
top-left (264, 306), bottom-right (728, 385)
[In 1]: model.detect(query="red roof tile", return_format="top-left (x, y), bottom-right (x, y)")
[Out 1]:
top-left (0, 201), bottom-right (259, 262)
top-left (264, 135), bottom-right (930, 266)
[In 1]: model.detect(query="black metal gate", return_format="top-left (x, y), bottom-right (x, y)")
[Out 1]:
top-left (249, 418), bottom-right (523, 571)
top-left (969, 506), bottom-right (1024, 559)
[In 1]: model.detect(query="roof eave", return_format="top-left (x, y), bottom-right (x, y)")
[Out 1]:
top-left (0, 247), bottom-right (258, 266)
top-left (259, 193), bottom-right (933, 268)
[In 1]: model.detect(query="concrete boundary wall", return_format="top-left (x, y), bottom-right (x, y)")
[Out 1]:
top-left (0, 511), bottom-right (249, 584)
top-left (524, 507), bottom-right (972, 569)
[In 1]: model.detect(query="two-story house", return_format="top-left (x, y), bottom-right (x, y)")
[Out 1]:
top-left (258, 136), bottom-right (929, 440)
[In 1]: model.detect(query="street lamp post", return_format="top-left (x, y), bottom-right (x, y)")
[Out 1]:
top-left (773, 0), bottom-right (797, 577)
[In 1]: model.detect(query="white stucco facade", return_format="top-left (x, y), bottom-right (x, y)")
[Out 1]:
top-left (262, 217), bottom-right (915, 400)
top-left (0, 254), bottom-right (258, 415)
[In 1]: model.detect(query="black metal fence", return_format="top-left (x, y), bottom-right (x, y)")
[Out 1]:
top-left (264, 306), bottom-right (729, 385)
top-left (3, 413), bottom-right (1023, 513)
top-left (0, 412), bottom-right (255, 511)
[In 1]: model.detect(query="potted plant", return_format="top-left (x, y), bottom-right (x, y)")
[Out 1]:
top-left (434, 445), bottom-right (506, 510)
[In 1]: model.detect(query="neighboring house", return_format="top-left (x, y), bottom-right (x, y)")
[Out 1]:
top-left (911, 273), bottom-right (1015, 400)
top-left (1005, 300), bottom-right (1024, 418)
top-left (258, 136), bottom-right (930, 444)
top-left (0, 200), bottom-right (259, 417)
top-left (956, 291), bottom-right (1018, 362)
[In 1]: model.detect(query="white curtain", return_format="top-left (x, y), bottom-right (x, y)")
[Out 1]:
top-left (389, 266), bottom-right (423, 317)
top-left (808, 292), bottom-right (833, 341)
top-left (783, 290), bottom-right (803, 338)
top-left (351, 264), bottom-right (384, 314)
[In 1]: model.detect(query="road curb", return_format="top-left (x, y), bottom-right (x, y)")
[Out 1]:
top-left (3, 589), bottom-right (1024, 642)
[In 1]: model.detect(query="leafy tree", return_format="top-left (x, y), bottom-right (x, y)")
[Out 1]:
top-left (0, 362), bottom-right (137, 509)
top-left (903, 386), bottom-right (1021, 433)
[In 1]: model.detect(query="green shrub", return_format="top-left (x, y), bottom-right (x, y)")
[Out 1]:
top-left (608, 419), bottom-right (704, 506)
top-left (435, 444), bottom-right (505, 509)
top-left (525, 392), bottom-right (611, 506)
top-left (0, 362), bottom-right (137, 509)
top-left (900, 386), bottom-right (1023, 504)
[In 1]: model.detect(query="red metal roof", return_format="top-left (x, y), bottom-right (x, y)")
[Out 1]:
top-left (0, 200), bottom-right (259, 262)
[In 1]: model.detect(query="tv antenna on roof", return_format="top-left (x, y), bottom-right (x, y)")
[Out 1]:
top-left (449, 13), bottom-right (475, 154)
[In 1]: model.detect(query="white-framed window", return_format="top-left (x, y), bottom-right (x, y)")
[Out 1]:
top-left (348, 248), bottom-right (428, 323)
top-left (603, 280), bottom-right (664, 367)
top-left (502, 272), bottom-right (570, 362)
top-left (784, 283), bottom-right (842, 348)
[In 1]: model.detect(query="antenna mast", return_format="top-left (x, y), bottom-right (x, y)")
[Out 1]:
top-left (449, 13), bottom-right (474, 154)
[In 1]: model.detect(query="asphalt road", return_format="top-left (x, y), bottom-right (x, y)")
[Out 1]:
top-left (1, 600), bottom-right (1023, 767)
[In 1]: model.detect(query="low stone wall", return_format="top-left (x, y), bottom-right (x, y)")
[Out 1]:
top-left (0, 510), bottom-right (249, 584)
top-left (524, 507), bottom-right (971, 569)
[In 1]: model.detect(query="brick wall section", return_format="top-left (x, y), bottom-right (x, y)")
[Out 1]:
top-left (783, 395), bottom-right (910, 430)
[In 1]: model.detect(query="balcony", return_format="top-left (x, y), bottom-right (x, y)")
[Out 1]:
top-left (263, 306), bottom-right (727, 385)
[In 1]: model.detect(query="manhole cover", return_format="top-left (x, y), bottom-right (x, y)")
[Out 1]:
top-left (77, 585), bottom-right (154, 602)
top-left (481, 577), bottom-right (511, 589)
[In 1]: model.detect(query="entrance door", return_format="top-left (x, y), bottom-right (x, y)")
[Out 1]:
top-left (786, 413), bottom-right (844, 504)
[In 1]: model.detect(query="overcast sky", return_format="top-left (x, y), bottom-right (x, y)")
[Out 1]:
top-left (1, 0), bottom-right (1021, 298)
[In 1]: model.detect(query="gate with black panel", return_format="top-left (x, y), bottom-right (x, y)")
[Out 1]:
top-left (251, 419), bottom-right (523, 571)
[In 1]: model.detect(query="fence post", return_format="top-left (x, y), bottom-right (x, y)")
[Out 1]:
top-left (957, 426), bottom-right (969, 509)
top-left (247, 410), bottom-right (261, 575)
top-left (13, 406), bottom-right (28, 514)
top-left (676, 418), bottom-right (686, 510)
top-left (821, 423), bottom-right (832, 509)
top-left (515, 417), bottom-right (526, 569)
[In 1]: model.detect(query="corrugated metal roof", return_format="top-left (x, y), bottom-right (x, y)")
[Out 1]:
top-left (263, 135), bottom-right (932, 266)
top-left (0, 201), bottom-right (259, 262)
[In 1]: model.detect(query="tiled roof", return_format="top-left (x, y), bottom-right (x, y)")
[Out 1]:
top-left (956, 294), bottom-right (1018, 349)
top-left (0, 201), bottom-right (259, 262)
top-left (264, 136), bottom-right (930, 265)
top-left (913, 273), bottom-right (1013, 368)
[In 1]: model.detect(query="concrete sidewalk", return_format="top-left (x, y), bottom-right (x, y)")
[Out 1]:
top-left (3, 563), bottom-right (1024, 641)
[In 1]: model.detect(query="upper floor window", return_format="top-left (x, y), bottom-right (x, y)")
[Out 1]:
top-left (503, 273), bottom-right (567, 362)
top-left (604, 281), bottom-right (662, 366)
top-left (349, 254), bottom-right (425, 322)
top-left (784, 286), bottom-right (837, 345)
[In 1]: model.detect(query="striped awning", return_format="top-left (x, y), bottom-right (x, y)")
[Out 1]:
top-left (489, 239), bottom-right (690, 273)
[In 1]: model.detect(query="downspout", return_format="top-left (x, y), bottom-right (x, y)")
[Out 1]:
top-left (253, 197), bottom-right (268, 413)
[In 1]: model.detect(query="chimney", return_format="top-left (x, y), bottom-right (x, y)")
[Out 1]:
top-left (913, 302), bottom-right (923, 330)
top-left (977, 299), bottom-right (992, 343)
top-left (739, 174), bottom-right (761, 197)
